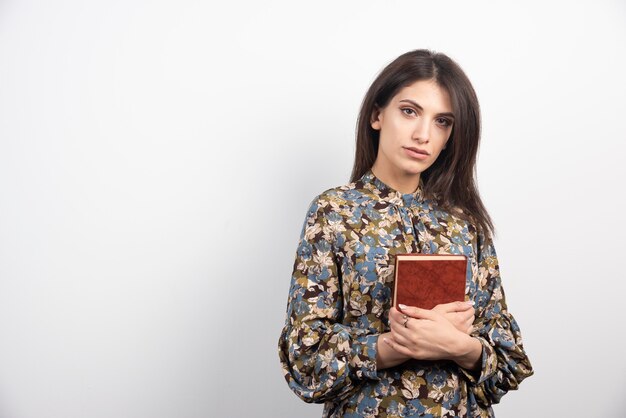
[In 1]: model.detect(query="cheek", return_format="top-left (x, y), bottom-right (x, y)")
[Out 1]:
top-left (434, 132), bottom-right (451, 152)
top-left (378, 131), bottom-right (397, 154)
top-left (380, 123), bottom-right (404, 148)
top-left (435, 128), bottom-right (451, 142)
top-left (430, 148), bottom-right (446, 162)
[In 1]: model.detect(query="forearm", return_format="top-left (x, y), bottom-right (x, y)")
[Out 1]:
top-left (451, 334), bottom-right (483, 371)
top-left (376, 332), bottom-right (410, 370)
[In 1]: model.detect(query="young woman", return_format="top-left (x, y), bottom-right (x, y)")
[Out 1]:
top-left (278, 49), bottom-right (533, 417)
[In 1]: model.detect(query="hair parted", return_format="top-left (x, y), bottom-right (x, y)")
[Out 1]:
top-left (351, 49), bottom-right (494, 238)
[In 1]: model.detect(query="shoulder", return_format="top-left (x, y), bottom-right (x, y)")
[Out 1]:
top-left (431, 203), bottom-right (480, 233)
top-left (309, 178), bottom-right (378, 212)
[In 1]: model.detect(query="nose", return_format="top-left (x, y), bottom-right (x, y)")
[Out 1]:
top-left (412, 119), bottom-right (430, 143)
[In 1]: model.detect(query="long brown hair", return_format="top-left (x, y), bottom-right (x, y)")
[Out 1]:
top-left (350, 49), bottom-right (495, 238)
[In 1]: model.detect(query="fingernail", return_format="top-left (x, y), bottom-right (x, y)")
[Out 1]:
top-left (466, 300), bottom-right (475, 306)
top-left (399, 304), bottom-right (407, 310)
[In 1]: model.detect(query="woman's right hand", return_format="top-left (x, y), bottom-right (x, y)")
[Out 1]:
top-left (432, 301), bottom-right (475, 334)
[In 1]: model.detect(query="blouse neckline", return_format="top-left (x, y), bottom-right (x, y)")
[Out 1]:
top-left (359, 169), bottom-right (426, 207)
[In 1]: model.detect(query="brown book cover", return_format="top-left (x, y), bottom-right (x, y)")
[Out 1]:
top-left (392, 254), bottom-right (467, 310)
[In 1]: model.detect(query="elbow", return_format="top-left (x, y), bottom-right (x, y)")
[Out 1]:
top-left (467, 338), bottom-right (534, 407)
top-left (277, 320), bottom-right (380, 405)
top-left (283, 368), bottom-right (352, 404)
top-left (475, 356), bottom-right (534, 406)
top-left (278, 326), bottom-right (365, 404)
top-left (279, 349), bottom-right (354, 404)
top-left (277, 329), bottom-right (348, 404)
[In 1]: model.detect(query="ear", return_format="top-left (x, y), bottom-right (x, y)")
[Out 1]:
top-left (370, 105), bottom-right (382, 130)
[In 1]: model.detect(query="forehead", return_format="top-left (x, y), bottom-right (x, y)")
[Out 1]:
top-left (392, 79), bottom-right (452, 112)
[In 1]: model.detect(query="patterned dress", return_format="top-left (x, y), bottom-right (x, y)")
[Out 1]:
top-left (278, 170), bottom-right (533, 417)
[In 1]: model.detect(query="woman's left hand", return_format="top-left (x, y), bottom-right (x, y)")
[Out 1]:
top-left (385, 305), bottom-right (469, 362)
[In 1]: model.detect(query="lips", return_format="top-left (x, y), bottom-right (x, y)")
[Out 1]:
top-left (403, 146), bottom-right (429, 155)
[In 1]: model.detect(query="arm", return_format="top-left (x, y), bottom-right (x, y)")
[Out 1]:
top-left (459, 230), bottom-right (534, 406)
top-left (375, 332), bottom-right (410, 369)
top-left (384, 304), bottom-right (483, 369)
top-left (382, 231), bottom-right (533, 405)
top-left (278, 198), bottom-right (379, 403)
top-left (380, 300), bottom-right (479, 370)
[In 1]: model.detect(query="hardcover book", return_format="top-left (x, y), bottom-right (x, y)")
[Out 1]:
top-left (392, 254), bottom-right (467, 310)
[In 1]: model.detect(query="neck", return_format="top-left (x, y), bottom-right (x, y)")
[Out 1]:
top-left (371, 163), bottom-right (420, 194)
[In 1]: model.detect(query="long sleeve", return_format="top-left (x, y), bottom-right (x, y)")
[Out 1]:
top-left (278, 197), bottom-right (379, 404)
top-left (278, 172), bottom-right (533, 415)
top-left (460, 230), bottom-right (534, 407)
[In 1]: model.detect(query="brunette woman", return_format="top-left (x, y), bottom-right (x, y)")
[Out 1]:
top-left (278, 49), bottom-right (533, 418)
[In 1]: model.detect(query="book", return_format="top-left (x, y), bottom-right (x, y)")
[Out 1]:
top-left (392, 254), bottom-right (467, 310)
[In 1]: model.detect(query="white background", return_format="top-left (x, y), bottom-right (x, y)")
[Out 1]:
top-left (1, 1), bottom-right (625, 417)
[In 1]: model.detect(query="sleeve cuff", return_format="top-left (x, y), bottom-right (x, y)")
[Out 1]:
top-left (459, 336), bottom-right (498, 385)
top-left (350, 333), bottom-right (380, 381)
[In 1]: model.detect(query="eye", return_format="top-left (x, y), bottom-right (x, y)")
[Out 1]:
top-left (436, 117), bottom-right (453, 128)
top-left (401, 107), bottom-right (416, 117)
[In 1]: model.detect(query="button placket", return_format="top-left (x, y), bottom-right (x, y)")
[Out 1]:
top-left (415, 202), bottom-right (436, 254)
top-left (397, 205), bottom-right (419, 254)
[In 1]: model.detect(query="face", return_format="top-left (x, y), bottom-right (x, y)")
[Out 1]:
top-left (371, 79), bottom-right (454, 184)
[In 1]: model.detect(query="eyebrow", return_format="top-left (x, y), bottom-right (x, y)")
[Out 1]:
top-left (399, 99), bottom-right (455, 120)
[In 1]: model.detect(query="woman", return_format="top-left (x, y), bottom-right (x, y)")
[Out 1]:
top-left (278, 49), bottom-right (533, 417)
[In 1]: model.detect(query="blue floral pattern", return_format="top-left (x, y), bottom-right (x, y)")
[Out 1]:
top-left (278, 170), bottom-right (533, 417)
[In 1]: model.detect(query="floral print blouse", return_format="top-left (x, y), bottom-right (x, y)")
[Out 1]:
top-left (278, 170), bottom-right (533, 417)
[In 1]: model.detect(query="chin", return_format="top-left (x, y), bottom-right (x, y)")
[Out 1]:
top-left (401, 164), bottom-right (427, 176)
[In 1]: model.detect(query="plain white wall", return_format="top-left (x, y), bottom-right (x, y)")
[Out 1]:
top-left (1, 1), bottom-right (625, 417)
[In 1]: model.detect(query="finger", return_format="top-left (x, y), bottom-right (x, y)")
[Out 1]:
top-left (389, 307), bottom-right (405, 321)
top-left (459, 309), bottom-right (475, 323)
top-left (390, 307), bottom-right (424, 330)
top-left (390, 328), bottom-right (412, 347)
top-left (398, 304), bottom-right (438, 320)
top-left (390, 307), bottom-right (411, 324)
top-left (391, 312), bottom-right (416, 335)
top-left (389, 315), bottom-right (401, 332)
top-left (391, 316), bottom-right (417, 340)
top-left (389, 310), bottom-right (407, 329)
top-left (434, 300), bottom-right (475, 313)
top-left (383, 337), bottom-right (413, 358)
top-left (462, 319), bottom-right (473, 335)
